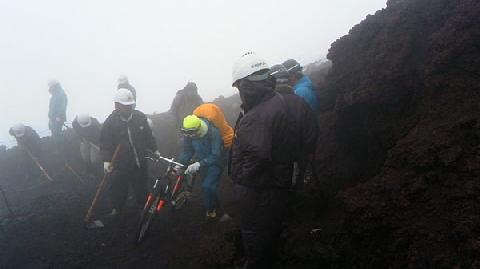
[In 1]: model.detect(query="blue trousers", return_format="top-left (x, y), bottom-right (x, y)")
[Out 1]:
top-left (199, 165), bottom-right (223, 211)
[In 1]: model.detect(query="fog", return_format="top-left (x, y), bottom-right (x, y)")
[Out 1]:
top-left (0, 0), bottom-right (386, 146)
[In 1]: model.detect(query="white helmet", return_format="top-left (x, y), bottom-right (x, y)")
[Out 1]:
top-left (76, 113), bottom-right (92, 128)
top-left (11, 123), bottom-right (26, 138)
top-left (118, 74), bottom-right (128, 84)
top-left (114, 88), bottom-right (136, 105)
top-left (232, 52), bottom-right (270, 85)
top-left (48, 79), bottom-right (60, 88)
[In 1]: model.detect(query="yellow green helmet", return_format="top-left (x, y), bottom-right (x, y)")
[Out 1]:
top-left (182, 115), bottom-right (208, 138)
top-left (183, 115), bottom-right (201, 130)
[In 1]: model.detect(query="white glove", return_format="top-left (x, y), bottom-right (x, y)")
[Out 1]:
top-left (185, 162), bottom-right (200, 175)
top-left (104, 162), bottom-right (113, 174)
top-left (153, 150), bottom-right (161, 159)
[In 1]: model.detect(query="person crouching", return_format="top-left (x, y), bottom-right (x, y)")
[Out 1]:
top-left (178, 115), bottom-right (225, 220)
top-left (72, 113), bottom-right (102, 177)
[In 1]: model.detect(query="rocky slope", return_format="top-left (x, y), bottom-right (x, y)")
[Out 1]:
top-left (281, 0), bottom-right (480, 268)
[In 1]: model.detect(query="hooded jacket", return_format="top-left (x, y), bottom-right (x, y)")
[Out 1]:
top-left (230, 78), bottom-right (299, 189)
top-left (277, 91), bottom-right (318, 157)
top-left (179, 119), bottom-right (225, 168)
top-left (48, 85), bottom-right (68, 121)
top-left (100, 110), bottom-right (157, 170)
top-left (72, 118), bottom-right (102, 146)
top-left (294, 75), bottom-right (319, 111)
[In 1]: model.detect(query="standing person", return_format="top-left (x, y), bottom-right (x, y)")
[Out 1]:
top-left (48, 79), bottom-right (68, 137)
top-left (178, 114), bottom-right (226, 220)
top-left (230, 52), bottom-right (303, 268)
top-left (270, 64), bottom-right (318, 189)
top-left (117, 75), bottom-right (137, 101)
top-left (72, 114), bottom-right (102, 176)
top-left (282, 59), bottom-right (320, 111)
top-left (9, 123), bottom-right (43, 179)
top-left (100, 89), bottom-right (160, 216)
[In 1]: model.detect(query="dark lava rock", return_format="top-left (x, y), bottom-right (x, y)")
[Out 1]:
top-left (281, 0), bottom-right (480, 268)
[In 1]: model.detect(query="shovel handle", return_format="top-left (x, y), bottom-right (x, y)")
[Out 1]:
top-left (65, 163), bottom-right (86, 184)
top-left (84, 144), bottom-right (121, 223)
top-left (24, 147), bottom-right (54, 182)
top-left (0, 185), bottom-right (15, 217)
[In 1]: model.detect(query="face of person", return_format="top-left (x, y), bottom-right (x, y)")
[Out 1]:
top-left (288, 74), bottom-right (297, 86)
top-left (115, 103), bottom-right (134, 118)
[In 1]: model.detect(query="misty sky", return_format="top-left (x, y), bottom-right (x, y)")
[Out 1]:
top-left (0, 0), bottom-right (386, 147)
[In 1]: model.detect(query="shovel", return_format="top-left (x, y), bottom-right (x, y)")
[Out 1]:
top-left (84, 144), bottom-right (121, 229)
top-left (24, 147), bottom-right (54, 182)
top-left (64, 163), bottom-right (87, 184)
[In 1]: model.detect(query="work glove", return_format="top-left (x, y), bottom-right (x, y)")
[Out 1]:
top-left (104, 162), bottom-right (113, 174)
top-left (185, 162), bottom-right (200, 175)
top-left (173, 164), bottom-right (184, 174)
top-left (153, 150), bottom-right (161, 159)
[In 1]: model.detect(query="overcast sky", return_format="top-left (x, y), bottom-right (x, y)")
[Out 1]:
top-left (0, 0), bottom-right (386, 146)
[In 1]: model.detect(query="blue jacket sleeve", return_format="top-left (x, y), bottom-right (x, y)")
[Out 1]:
top-left (199, 126), bottom-right (223, 167)
top-left (179, 138), bottom-right (194, 165)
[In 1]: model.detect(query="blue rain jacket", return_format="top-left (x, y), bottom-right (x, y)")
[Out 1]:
top-left (294, 75), bottom-right (319, 111)
top-left (179, 119), bottom-right (225, 168)
top-left (48, 85), bottom-right (68, 121)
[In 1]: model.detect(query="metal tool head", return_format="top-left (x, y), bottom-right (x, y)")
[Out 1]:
top-left (85, 219), bottom-right (105, 229)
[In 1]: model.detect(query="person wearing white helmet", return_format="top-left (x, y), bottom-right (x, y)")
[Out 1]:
top-left (230, 52), bottom-right (303, 269)
top-left (47, 79), bottom-right (68, 137)
top-left (9, 123), bottom-right (42, 154)
top-left (72, 114), bottom-right (102, 176)
top-left (9, 123), bottom-right (43, 179)
top-left (117, 75), bottom-right (137, 101)
top-left (100, 89), bottom-right (160, 216)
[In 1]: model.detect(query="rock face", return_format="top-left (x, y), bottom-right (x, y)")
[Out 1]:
top-left (303, 59), bottom-right (332, 91)
top-left (286, 0), bottom-right (480, 268)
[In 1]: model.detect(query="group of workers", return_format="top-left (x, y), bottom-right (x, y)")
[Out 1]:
top-left (7, 52), bottom-right (319, 269)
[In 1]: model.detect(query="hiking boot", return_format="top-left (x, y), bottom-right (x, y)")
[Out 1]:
top-left (206, 209), bottom-right (217, 219)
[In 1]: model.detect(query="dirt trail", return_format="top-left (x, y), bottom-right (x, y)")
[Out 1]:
top-left (0, 171), bottom-right (237, 269)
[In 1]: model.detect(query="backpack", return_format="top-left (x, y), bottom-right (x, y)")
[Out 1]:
top-left (193, 103), bottom-right (234, 149)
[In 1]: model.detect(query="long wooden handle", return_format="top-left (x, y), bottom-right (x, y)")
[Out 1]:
top-left (0, 185), bottom-right (15, 217)
top-left (65, 163), bottom-right (86, 184)
top-left (84, 144), bottom-right (121, 223)
top-left (24, 147), bottom-right (54, 182)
